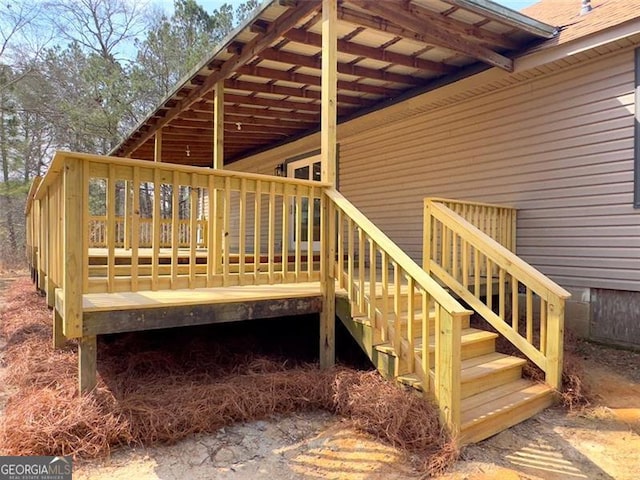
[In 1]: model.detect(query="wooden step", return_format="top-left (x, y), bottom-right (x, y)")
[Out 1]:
top-left (460, 379), bottom-right (554, 444)
top-left (460, 353), bottom-right (527, 399)
top-left (413, 328), bottom-right (497, 363)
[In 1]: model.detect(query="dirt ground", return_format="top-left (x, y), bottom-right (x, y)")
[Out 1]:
top-left (1, 274), bottom-right (639, 479)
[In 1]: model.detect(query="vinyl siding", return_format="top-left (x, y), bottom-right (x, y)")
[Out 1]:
top-left (230, 47), bottom-right (639, 292)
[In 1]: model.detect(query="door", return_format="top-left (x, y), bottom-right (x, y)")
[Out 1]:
top-left (287, 155), bottom-right (321, 251)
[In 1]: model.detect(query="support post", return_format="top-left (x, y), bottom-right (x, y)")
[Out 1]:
top-left (213, 81), bottom-right (224, 274)
top-left (154, 129), bottom-right (162, 163)
top-left (78, 335), bottom-right (97, 394)
top-left (53, 309), bottom-right (65, 349)
top-left (320, 0), bottom-right (337, 369)
top-left (63, 158), bottom-right (84, 338)
top-left (545, 299), bottom-right (565, 390)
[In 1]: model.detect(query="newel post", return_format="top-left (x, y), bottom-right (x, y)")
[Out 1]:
top-left (545, 298), bottom-right (565, 390)
top-left (435, 307), bottom-right (463, 435)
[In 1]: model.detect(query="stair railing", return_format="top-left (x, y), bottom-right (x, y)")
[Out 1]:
top-left (325, 188), bottom-right (472, 432)
top-left (424, 198), bottom-right (571, 389)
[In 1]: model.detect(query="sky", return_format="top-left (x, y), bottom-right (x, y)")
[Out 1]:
top-left (151, 0), bottom-right (539, 15)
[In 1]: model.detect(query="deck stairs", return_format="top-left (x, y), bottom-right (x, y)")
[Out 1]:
top-left (336, 282), bottom-right (554, 444)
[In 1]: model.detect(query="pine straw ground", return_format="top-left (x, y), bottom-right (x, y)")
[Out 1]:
top-left (0, 279), bottom-right (456, 477)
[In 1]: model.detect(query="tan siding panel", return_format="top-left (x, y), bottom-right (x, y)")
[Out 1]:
top-left (339, 48), bottom-right (638, 292)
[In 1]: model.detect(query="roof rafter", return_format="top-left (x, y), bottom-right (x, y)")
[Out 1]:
top-left (118, 0), bottom-right (322, 157)
top-left (235, 64), bottom-right (401, 96)
top-left (284, 27), bottom-right (455, 74)
top-left (258, 47), bottom-right (425, 86)
top-left (344, 0), bottom-right (514, 71)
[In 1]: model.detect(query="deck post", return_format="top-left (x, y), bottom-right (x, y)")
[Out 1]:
top-left (78, 335), bottom-right (97, 393)
top-left (53, 309), bottom-right (65, 349)
top-left (319, 0), bottom-right (337, 369)
top-left (423, 200), bottom-right (432, 274)
top-left (213, 81), bottom-right (224, 275)
top-left (63, 158), bottom-right (84, 338)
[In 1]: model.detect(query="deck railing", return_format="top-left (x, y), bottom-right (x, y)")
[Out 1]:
top-left (326, 188), bottom-right (472, 432)
top-left (424, 198), bottom-right (570, 389)
top-left (88, 216), bottom-right (208, 248)
top-left (27, 151), bottom-right (328, 336)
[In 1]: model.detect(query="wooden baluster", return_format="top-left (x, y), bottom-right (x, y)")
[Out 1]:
top-left (81, 164), bottom-right (89, 294)
top-left (499, 268), bottom-right (506, 320)
top-left (358, 227), bottom-right (365, 313)
top-left (442, 225), bottom-right (450, 274)
top-left (254, 181), bottom-right (262, 283)
top-left (268, 182), bottom-right (275, 284)
top-left (393, 264), bottom-right (402, 364)
top-left (107, 164), bottom-right (116, 293)
top-left (474, 248), bottom-right (481, 297)
top-left (462, 239), bottom-right (469, 289)
top-left (452, 231), bottom-right (459, 281)
top-left (171, 172), bottom-right (180, 287)
top-left (486, 257), bottom-right (493, 311)
top-left (381, 250), bottom-right (389, 342)
top-left (347, 217), bottom-right (354, 303)
top-left (294, 186), bottom-right (302, 281)
top-left (337, 209), bottom-right (344, 288)
top-left (281, 184), bottom-right (290, 282)
top-left (223, 176), bottom-right (231, 286)
top-left (307, 187), bottom-right (314, 278)
top-left (131, 167), bottom-right (140, 292)
top-left (511, 275), bottom-right (518, 332)
top-left (526, 287), bottom-right (533, 343)
top-left (421, 290), bottom-right (430, 390)
top-left (540, 298), bottom-right (547, 354)
top-left (151, 169), bottom-right (161, 291)
top-left (207, 176), bottom-right (215, 286)
top-left (369, 238), bottom-right (377, 338)
top-left (239, 178), bottom-right (247, 285)
top-left (407, 276), bottom-right (415, 373)
top-left (189, 175), bottom-right (198, 287)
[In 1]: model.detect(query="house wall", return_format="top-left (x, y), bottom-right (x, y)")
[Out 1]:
top-left (227, 46), bottom-right (639, 345)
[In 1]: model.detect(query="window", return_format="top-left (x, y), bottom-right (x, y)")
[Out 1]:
top-left (634, 47), bottom-right (640, 208)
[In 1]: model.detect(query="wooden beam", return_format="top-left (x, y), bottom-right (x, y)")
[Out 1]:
top-left (284, 27), bottom-right (455, 74)
top-left (236, 64), bottom-right (402, 96)
top-left (441, 0), bottom-right (557, 39)
top-left (182, 106), bottom-right (319, 123)
top-left (213, 81), bottom-right (224, 169)
top-left (259, 47), bottom-right (425, 85)
top-left (199, 94), bottom-right (324, 113)
top-left (225, 78), bottom-right (375, 106)
top-left (154, 129), bottom-right (162, 162)
top-left (344, 1), bottom-right (514, 72)
top-left (120, 0), bottom-right (322, 157)
top-left (82, 297), bottom-right (323, 335)
top-left (320, 0), bottom-right (337, 370)
top-left (169, 117), bottom-right (312, 131)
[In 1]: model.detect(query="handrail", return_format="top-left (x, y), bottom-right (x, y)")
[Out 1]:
top-left (424, 198), bottom-right (569, 389)
top-left (429, 202), bottom-right (569, 300)
top-left (34, 151), bottom-right (330, 201)
top-left (425, 196), bottom-right (517, 252)
top-left (326, 188), bottom-right (471, 433)
top-left (326, 190), bottom-right (470, 315)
